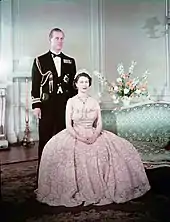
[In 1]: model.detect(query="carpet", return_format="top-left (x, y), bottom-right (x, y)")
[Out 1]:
top-left (1, 160), bottom-right (170, 222)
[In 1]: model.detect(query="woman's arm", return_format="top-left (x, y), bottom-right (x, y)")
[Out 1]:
top-left (87, 101), bottom-right (103, 144)
top-left (94, 102), bottom-right (102, 137)
top-left (65, 98), bottom-right (88, 143)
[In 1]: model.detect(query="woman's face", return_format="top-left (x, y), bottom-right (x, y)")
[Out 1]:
top-left (75, 76), bottom-right (90, 93)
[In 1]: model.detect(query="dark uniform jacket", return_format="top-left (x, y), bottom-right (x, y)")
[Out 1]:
top-left (31, 51), bottom-right (77, 109)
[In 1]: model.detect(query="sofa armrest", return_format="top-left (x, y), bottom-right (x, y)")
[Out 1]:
top-left (102, 102), bottom-right (170, 144)
top-left (101, 102), bottom-right (170, 168)
top-left (115, 103), bottom-right (170, 145)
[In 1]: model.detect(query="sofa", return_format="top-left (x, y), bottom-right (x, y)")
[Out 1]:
top-left (101, 101), bottom-right (170, 169)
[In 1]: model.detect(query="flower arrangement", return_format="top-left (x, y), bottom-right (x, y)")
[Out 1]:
top-left (94, 61), bottom-right (149, 103)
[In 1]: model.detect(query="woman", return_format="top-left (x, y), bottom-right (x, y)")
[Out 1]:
top-left (36, 71), bottom-right (150, 207)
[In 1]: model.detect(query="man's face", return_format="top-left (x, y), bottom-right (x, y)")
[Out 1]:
top-left (50, 31), bottom-right (65, 51)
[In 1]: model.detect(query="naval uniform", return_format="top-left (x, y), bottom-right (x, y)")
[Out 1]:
top-left (31, 51), bottom-right (77, 161)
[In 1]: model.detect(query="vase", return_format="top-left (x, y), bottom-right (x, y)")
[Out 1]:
top-left (122, 97), bottom-right (131, 107)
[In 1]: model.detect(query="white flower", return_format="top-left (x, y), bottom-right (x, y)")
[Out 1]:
top-left (112, 94), bottom-right (116, 100)
top-left (93, 70), bottom-right (101, 77)
top-left (117, 63), bottom-right (124, 75)
top-left (116, 77), bottom-right (122, 82)
top-left (128, 61), bottom-right (137, 74)
top-left (114, 86), bottom-right (119, 91)
top-left (132, 79), bottom-right (139, 86)
top-left (94, 71), bottom-right (103, 79)
top-left (135, 89), bottom-right (141, 94)
top-left (124, 88), bottom-right (129, 94)
top-left (142, 71), bottom-right (149, 79)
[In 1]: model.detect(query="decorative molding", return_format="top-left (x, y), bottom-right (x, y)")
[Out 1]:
top-left (98, 0), bottom-right (105, 72)
top-left (165, 0), bottom-right (170, 90)
top-left (89, 0), bottom-right (105, 95)
top-left (89, 1), bottom-right (100, 69)
top-left (12, 77), bottom-right (38, 141)
top-left (0, 0), bottom-right (13, 81)
top-left (98, 0), bottom-right (105, 93)
top-left (6, 85), bottom-right (17, 144)
top-left (0, 0), bottom-right (17, 143)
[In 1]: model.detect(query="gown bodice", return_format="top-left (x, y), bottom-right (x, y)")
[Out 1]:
top-left (71, 96), bottom-right (98, 137)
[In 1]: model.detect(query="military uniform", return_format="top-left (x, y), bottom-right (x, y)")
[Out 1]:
top-left (31, 51), bottom-right (77, 161)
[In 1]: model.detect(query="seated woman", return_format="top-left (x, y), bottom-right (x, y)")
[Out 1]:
top-left (36, 71), bottom-right (150, 207)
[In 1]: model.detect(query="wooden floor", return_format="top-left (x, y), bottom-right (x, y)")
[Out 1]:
top-left (0, 142), bottom-right (38, 165)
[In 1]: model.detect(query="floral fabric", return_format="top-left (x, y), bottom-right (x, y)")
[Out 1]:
top-left (36, 96), bottom-right (150, 207)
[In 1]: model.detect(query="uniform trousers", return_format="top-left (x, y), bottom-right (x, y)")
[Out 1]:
top-left (38, 94), bottom-right (68, 164)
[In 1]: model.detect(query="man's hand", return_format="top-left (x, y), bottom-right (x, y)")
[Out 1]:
top-left (33, 108), bottom-right (41, 119)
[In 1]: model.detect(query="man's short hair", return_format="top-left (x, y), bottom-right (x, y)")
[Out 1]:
top-left (49, 28), bottom-right (64, 39)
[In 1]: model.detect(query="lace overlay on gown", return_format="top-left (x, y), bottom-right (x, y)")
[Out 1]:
top-left (36, 96), bottom-right (150, 207)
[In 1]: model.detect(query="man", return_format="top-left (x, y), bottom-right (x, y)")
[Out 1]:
top-left (31, 28), bottom-right (77, 163)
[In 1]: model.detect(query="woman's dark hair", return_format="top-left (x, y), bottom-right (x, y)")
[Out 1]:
top-left (73, 72), bottom-right (92, 89)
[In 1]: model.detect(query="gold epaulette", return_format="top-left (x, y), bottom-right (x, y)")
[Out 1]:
top-left (36, 57), bottom-right (52, 87)
top-left (36, 57), bottom-right (54, 96)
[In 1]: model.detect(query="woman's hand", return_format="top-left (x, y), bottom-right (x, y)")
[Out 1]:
top-left (76, 135), bottom-right (95, 144)
top-left (76, 132), bottom-right (100, 145)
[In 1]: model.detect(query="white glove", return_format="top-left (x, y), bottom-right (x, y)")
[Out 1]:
top-left (33, 108), bottom-right (41, 119)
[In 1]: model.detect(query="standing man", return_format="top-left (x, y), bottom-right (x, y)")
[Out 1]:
top-left (31, 28), bottom-right (77, 163)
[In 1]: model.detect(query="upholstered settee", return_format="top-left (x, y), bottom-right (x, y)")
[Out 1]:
top-left (101, 102), bottom-right (170, 169)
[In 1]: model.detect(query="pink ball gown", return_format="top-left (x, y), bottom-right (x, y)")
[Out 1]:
top-left (36, 96), bottom-right (150, 207)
